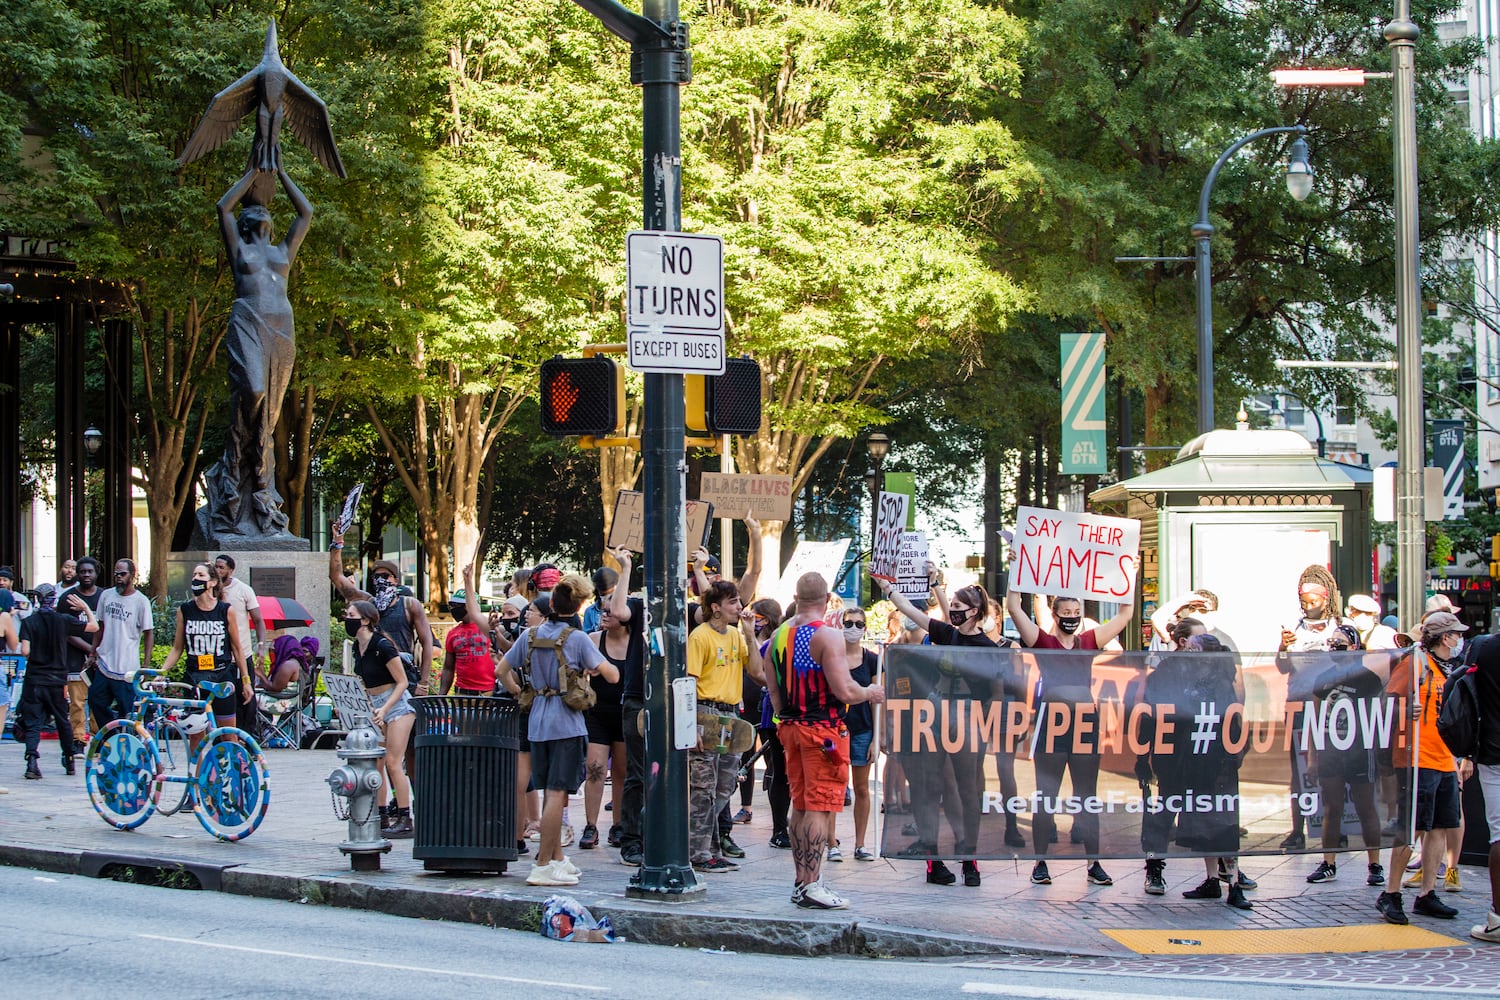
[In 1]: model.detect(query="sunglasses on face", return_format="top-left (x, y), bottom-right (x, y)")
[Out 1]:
top-left (844, 619), bottom-right (866, 628)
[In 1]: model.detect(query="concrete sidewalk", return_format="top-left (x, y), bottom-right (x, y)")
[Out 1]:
top-left (0, 738), bottom-right (1492, 959)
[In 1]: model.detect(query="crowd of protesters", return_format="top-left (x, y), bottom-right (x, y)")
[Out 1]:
top-left (5, 535), bottom-right (1498, 943)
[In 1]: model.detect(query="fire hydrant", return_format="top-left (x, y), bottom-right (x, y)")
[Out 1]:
top-left (327, 725), bottom-right (391, 871)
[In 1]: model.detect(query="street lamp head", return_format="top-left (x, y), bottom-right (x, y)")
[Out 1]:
top-left (1285, 137), bottom-right (1314, 202)
top-left (865, 430), bottom-right (891, 463)
top-left (83, 425), bottom-right (104, 457)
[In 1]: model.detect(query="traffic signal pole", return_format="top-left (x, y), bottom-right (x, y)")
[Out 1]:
top-left (571, 0), bottom-right (701, 899)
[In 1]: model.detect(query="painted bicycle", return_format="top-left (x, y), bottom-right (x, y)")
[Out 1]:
top-left (85, 668), bottom-right (270, 841)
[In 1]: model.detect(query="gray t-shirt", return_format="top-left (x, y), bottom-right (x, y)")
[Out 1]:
top-left (503, 620), bottom-right (607, 742)
top-left (96, 588), bottom-right (154, 679)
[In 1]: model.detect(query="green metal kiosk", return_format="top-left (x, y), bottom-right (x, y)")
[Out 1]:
top-left (1089, 426), bottom-right (1373, 652)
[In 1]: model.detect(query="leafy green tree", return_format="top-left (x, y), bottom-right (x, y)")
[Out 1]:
top-left (682, 0), bottom-right (1031, 570)
top-left (957, 0), bottom-right (1500, 450)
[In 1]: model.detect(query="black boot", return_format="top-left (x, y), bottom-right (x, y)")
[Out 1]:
top-left (1003, 816), bottom-right (1025, 848)
top-left (926, 859), bottom-right (956, 885)
top-left (385, 806), bottom-right (415, 839)
top-left (62, 753), bottom-right (75, 776)
top-left (378, 804), bottom-right (391, 830)
top-left (24, 753), bottom-right (41, 780)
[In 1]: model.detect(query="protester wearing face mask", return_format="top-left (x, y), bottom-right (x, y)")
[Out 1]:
top-left (160, 563), bottom-right (253, 744)
top-left (1347, 594), bottom-right (1399, 651)
top-left (839, 608), bottom-right (881, 862)
top-left (328, 526), bottom-right (435, 696)
top-left (878, 564), bottom-right (999, 888)
top-left (1007, 588), bottom-right (1135, 889)
top-left (89, 558), bottom-right (154, 728)
top-left (344, 600), bottom-right (416, 838)
top-left (439, 564), bottom-right (493, 697)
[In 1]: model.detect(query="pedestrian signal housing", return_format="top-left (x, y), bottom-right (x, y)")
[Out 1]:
top-left (540, 357), bottom-right (626, 436)
top-left (686, 357), bottom-right (762, 435)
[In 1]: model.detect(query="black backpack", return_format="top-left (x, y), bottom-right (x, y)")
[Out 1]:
top-left (1437, 665), bottom-right (1482, 759)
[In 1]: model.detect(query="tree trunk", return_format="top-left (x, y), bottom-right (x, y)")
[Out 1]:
top-left (134, 301), bottom-right (224, 599)
top-left (274, 384), bottom-right (317, 538)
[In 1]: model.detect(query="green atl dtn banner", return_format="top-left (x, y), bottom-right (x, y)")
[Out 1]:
top-left (1060, 333), bottom-right (1107, 473)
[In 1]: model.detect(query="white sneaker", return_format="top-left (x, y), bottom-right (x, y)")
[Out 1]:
top-left (796, 880), bottom-right (848, 909)
top-left (556, 856), bottom-right (581, 877)
top-left (526, 862), bottom-right (579, 887)
top-left (560, 824), bottom-right (575, 847)
top-left (1474, 911), bottom-right (1500, 944)
top-left (827, 845), bottom-right (843, 862)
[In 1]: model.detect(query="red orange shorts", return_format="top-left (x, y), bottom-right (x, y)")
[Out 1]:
top-left (778, 722), bottom-right (849, 812)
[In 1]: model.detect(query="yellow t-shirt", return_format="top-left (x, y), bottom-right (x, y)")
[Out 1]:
top-left (687, 622), bottom-right (747, 705)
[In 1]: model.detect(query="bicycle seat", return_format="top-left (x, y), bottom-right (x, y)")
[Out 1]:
top-left (200, 680), bottom-right (235, 700)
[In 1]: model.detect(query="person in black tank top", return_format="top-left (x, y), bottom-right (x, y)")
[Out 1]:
top-left (161, 562), bottom-right (252, 730)
top-left (581, 605), bottom-right (631, 850)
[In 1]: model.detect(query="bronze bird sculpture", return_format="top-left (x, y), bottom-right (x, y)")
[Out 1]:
top-left (179, 19), bottom-right (346, 206)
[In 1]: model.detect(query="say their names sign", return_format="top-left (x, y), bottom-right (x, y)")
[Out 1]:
top-left (870, 491), bottom-right (910, 581)
top-left (1007, 506), bottom-right (1140, 602)
top-left (608, 489), bottom-right (714, 553)
top-left (697, 473), bottom-right (794, 522)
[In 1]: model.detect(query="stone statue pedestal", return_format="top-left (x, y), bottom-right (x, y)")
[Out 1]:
top-left (165, 549), bottom-right (331, 656)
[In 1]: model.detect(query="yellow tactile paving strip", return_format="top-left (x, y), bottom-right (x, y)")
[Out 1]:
top-left (1102, 923), bottom-right (1464, 955)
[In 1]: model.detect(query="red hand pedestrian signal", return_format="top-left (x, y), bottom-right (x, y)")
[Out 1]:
top-left (548, 371), bottom-right (580, 427)
top-left (539, 357), bottom-right (625, 436)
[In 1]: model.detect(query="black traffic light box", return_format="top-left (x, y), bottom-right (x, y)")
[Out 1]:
top-left (539, 356), bottom-right (626, 436)
top-left (686, 357), bottom-right (762, 435)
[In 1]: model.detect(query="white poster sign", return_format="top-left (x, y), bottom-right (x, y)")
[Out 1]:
top-left (1007, 505), bottom-right (1140, 602)
top-left (894, 531), bottom-right (929, 598)
top-left (772, 539), bottom-right (852, 609)
top-left (870, 492), bottom-right (910, 582)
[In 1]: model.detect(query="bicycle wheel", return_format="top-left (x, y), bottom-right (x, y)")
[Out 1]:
top-left (85, 720), bottom-right (159, 830)
top-left (148, 717), bottom-right (193, 816)
top-left (191, 727), bottom-right (270, 841)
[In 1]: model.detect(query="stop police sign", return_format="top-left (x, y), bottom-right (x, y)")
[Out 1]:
top-left (626, 231), bottom-right (725, 375)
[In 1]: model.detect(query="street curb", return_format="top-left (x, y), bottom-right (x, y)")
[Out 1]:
top-left (0, 840), bottom-right (1058, 958)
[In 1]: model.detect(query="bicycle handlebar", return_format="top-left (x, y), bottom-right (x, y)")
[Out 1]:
top-left (132, 668), bottom-right (234, 702)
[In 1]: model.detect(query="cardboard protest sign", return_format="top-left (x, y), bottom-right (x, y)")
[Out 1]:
top-left (697, 473), bottom-right (794, 522)
top-left (607, 490), bottom-right (714, 553)
top-left (870, 491), bottom-right (910, 581)
top-left (1007, 505), bottom-right (1140, 602)
top-left (894, 531), bottom-right (929, 598)
top-left (335, 482), bottom-right (364, 536)
top-left (772, 538), bottom-right (852, 609)
top-left (323, 671), bottom-right (375, 730)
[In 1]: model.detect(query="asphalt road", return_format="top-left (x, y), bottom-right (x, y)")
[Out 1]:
top-left (0, 866), bottom-right (1492, 999)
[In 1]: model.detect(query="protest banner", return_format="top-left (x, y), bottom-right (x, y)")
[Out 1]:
top-left (607, 490), bottom-right (713, 552)
top-left (772, 538), bottom-right (851, 609)
top-left (1007, 505), bottom-right (1140, 602)
top-left (870, 491), bottom-right (910, 581)
top-left (894, 531), bottom-right (929, 598)
top-left (880, 645), bottom-right (1415, 861)
top-left (697, 472), bottom-right (794, 522)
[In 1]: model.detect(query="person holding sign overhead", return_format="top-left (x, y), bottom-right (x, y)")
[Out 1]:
top-left (876, 562), bottom-right (1002, 889)
top-left (1006, 588), bottom-right (1134, 889)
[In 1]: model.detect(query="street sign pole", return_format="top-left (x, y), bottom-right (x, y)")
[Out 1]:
top-left (571, 0), bottom-right (701, 899)
top-left (636, 0), bottom-right (699, 899)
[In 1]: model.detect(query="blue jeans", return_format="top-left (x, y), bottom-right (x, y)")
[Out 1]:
top-left (88, 674), bottom-right (137, 729)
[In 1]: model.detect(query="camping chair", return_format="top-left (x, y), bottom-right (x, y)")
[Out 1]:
top-left (256, 637), bottom-right (322, 750)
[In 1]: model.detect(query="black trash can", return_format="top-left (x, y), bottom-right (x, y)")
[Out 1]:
top-left (412, 695), bottom-right (519, 874)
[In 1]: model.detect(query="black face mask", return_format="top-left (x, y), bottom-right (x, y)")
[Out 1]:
top-left (372, 577), bottom-right (394, 596)
top-left (343, 618), bottom-right (363, 639)
top-left (949, 606), bottom-right (973, 627)
top-left (1057, 616), bottom-right (1082, 634)
top-left (501, 618), bottom-right (522, 639)
top-left (190, 579), bottom-right (209, 596)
